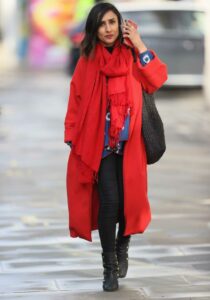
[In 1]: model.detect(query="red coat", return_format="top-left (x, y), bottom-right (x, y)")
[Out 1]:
top-left (64, 50), bottom-right (167, 242)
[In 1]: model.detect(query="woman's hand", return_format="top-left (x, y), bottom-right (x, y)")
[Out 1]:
top-left (122, 20), bottom-right (147, 53)
top-left (66, 141), bottom-right (72, 148)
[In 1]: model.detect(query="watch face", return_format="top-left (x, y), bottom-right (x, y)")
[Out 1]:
top-left (143, 54), bottom-right (151, 64)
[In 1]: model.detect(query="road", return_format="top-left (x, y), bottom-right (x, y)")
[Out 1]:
top-left (0, 70), bottom-right (210, 299)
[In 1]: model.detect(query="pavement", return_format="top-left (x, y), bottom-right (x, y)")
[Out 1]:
top-left (0, 69), bottom-right (210, 300)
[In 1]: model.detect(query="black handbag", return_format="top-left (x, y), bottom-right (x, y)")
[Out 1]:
top-left (142, 90), bottom-right (166, 164)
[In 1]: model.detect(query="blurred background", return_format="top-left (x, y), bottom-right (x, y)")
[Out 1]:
top-left (1, 0), bottom-right (210, 94)
top-left (0, 0), bottom-right (209, 85)
top-left (0, 0), bottom-right (210, 298)
top-left (0, 0), bottom-right (209, 88)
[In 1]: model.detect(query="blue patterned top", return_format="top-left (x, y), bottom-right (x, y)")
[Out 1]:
top-left (102, 109), bottom-right (131, 158)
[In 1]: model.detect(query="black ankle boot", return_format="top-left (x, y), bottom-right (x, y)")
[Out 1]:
top-left (116, 235), bottom-right (131, 278)
top-left (101, 252), bottom-right (119, 291)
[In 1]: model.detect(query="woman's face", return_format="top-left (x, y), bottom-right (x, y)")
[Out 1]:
top-left (97, 10), bottom-right (119, 47)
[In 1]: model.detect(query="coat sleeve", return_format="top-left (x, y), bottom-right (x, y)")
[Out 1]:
top-left (135, 49), bottom-right (168, 94)
top-left (64, 57), bottom-right (85, 143)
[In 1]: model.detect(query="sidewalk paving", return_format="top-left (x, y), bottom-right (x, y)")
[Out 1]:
top-left (0, 70), bottom-right (210, 299)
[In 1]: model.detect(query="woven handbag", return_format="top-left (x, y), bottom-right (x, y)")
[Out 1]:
top-left (142, 90), bottom-right (166, 164)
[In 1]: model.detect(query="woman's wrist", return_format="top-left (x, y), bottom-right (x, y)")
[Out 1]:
top-left (135, 41), bottom-right (147, 54)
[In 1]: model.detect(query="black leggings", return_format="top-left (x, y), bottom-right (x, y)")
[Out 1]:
top-left (97, 152), bottom-right (131, 252)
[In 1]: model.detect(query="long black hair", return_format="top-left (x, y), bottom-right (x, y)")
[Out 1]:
top-left (80, 2), bottom-right (123, 57)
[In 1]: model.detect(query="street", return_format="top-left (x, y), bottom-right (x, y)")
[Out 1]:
top-left (0, 70), bottom-right (210, 300)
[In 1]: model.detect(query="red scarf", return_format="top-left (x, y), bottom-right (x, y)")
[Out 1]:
top-left (71, 41), bottom-right (134, 183)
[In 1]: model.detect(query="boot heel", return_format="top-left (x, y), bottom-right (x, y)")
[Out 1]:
top-left (116, 236), bottom-right (131, 278)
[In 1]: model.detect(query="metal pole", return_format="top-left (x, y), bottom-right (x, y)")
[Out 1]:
top-left (204, 0), bottom-right (210, 105)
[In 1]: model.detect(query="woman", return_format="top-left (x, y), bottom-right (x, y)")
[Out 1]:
top-left (64, 2), bottom-right (167, 292)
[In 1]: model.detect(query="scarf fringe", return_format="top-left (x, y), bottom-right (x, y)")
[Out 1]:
top-left (108, 91), bottom-right (133, 148)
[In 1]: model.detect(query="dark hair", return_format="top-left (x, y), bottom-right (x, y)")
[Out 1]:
top-left (80, 2), bottom-right (123, 57)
